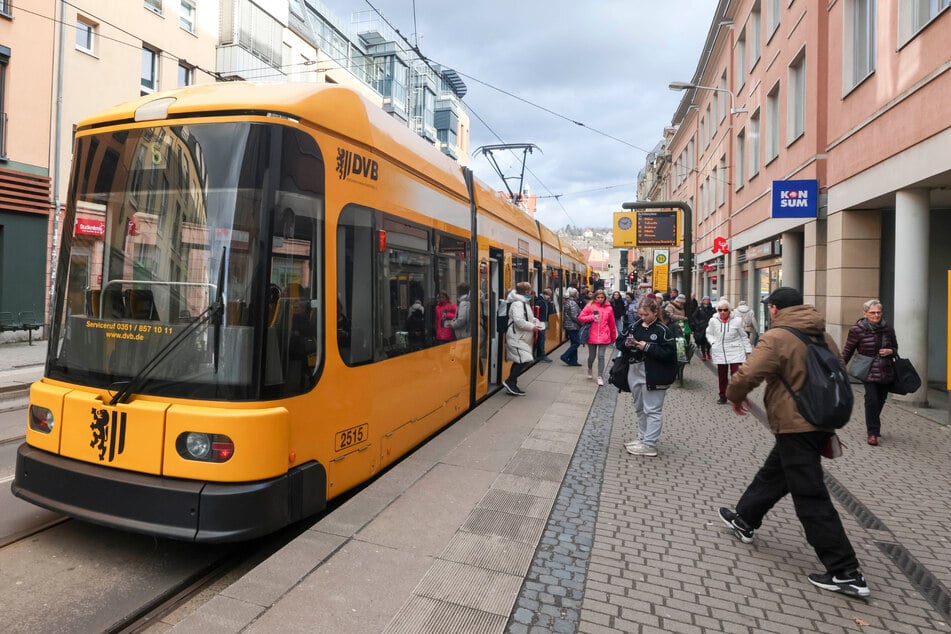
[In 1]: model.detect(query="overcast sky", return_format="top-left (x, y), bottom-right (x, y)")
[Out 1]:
top-left (321, 1), bottom-right (719, 230)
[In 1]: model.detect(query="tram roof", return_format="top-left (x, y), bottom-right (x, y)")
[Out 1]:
top-left (78, 81), bottom-right (546, 243)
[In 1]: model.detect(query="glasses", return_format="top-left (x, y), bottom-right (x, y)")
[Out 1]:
top-left (866, 310), bottom-right (882, 315)
top-left (717, 308), bottom-right (730, 312)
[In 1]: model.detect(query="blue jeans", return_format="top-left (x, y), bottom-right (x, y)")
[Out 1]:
top-left (561, 329), bottom-right (581, 364)
top-left (534, 328), bottom-right (548, 359)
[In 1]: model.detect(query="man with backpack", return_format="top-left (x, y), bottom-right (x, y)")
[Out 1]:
top-left (717, 287), bottom-right (870, 599)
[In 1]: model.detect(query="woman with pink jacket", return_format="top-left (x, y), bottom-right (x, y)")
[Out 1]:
top-left (578, 289), bottom-right (618, 385)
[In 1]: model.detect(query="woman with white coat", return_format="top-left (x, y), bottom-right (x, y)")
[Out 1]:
top-left (706, 299), bottom-right (752, 403)
top-left (503, 281), bottom-right (543, 395)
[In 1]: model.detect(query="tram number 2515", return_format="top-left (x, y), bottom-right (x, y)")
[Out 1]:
top-left (335, 424), bottom-right (368, 452)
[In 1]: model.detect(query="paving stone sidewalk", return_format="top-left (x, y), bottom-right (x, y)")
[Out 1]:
top-left (571, 359), bottom-right (950, 633)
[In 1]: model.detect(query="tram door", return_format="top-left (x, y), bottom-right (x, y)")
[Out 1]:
top-left (489, 257), bottom-right (501, 385)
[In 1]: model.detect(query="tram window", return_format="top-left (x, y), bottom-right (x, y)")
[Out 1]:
top-left (337, 206), bottom-right (374, 365)
top-left (263, 128), bottom-right (325, 396)
top-left (381, 248), bottom-right (432, 357)
top-left (435, 233), bottom-right (469, 341)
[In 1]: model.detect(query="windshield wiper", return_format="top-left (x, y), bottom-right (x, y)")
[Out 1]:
top-left (110, 249), bottom-right (227, 406)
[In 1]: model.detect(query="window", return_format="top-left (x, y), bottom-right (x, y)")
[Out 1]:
top-left (141, 46), bottom-right (159, 95)
top-left (766, 84), bottom-right (780, 162)
top-left (735, 30), bottom-right (747, 89)
top-left (76, 17), bottom-right (96, 54)
top-left (144, 0), bottom-right (162, 14)
top-left (238, 0), bottom-right (284, 67)
top-left (0, 0), bottom-right (9, 16)
top-left (767, 0), bottom-right (781, 38)
top-left (179, 0), bottom-right (195, 32)
top-left (718, 155), bottom-right (727, 207)
top-left (736, 130), bottom-right (746, 190)
top-left (899, 0), bottom-right (951, 44)
top-left (749, 2), bottom-right (762, 68)
top-left (719, 71), bottom-right (728, 122)
top-left (788, 51), bottom-right (806, 143)
top-left (178, 63), bottom-right (192, 87)
top-left (845, 0), bottom-right (876, 90)
top-left (749, 109), bottom-right (760, 179)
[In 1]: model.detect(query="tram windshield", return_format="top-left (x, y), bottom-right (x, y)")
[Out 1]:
top-left (48, 122), bottom-right (325, 400)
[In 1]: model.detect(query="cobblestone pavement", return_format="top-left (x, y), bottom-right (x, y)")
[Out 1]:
top-left (510, 357), bottom-right (950, 633)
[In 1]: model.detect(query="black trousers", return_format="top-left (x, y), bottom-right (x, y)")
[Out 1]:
top-left (863, 381), bottom-right (889, 436)
top-left (736, 431), bottom-right (859, 575)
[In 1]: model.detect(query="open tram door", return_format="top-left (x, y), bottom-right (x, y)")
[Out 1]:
top-left (488, 248), bottom-right (504, 387)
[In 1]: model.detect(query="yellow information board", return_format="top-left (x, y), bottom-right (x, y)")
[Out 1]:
top-left (612, 211), bottom-right (681, 247)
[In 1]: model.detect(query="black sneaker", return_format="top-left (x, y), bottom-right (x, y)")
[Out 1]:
top-left (502, 380), bottom-right (519, 395)
top-left (807, 570), bottom-right (870, 598)
top-left (718, 507), bottom-right (754, 543)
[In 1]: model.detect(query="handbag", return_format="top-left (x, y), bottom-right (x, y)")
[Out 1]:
top-left (820, 434), bottom-right (846, 459)
top-left (578, 322), bottom-right (591, 344)
top-left (847, 353), bottom-right (875, 381)
top-left (889, 355), bottom-right (921, 395)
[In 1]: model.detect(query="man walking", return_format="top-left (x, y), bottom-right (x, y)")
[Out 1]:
top-left (718, 287), bottom-right (870, 598)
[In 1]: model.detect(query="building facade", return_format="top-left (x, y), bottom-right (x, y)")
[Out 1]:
top-left (643, 0), bottom-right (951, 403)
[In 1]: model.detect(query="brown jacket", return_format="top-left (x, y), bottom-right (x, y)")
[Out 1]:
top-left (726, 304), bottom-right (841, 434)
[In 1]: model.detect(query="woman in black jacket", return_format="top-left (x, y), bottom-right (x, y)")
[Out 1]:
top-left (690, 296), bottom-right (716, 360)
top-left (840, 299), bottom-right (897, 446)
top-left (615, 296), bottom-right (678, 458)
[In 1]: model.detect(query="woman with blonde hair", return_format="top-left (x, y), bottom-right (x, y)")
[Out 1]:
top-left (706, 298), bottom-right (752, 404)
top-left (578, 289), bottom-right (618, 385)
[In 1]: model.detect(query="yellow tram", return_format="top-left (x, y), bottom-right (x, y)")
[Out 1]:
top-left (12, 83), bottom-right (585, 541)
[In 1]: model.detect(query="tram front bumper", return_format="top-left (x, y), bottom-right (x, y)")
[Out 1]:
top-left (11, 443), bottom-right (327, 542)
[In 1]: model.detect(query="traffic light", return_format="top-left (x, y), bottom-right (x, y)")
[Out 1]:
top-left (628, 272), bottom-right (637, 284)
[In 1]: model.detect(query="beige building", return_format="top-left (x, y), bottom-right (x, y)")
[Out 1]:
top-left (641, 0), bottom-right (951, 403)
top-left (0, 1), bottom-right (55, 335)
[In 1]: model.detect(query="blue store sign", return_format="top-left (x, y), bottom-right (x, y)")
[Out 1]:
top-left (772, 179), bottom-right (818, 218)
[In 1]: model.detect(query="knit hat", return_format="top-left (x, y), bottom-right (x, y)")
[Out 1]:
top-left (675, 294), bottom-right (686, 303)
top-left (762, 287), bottom-right (803, 310)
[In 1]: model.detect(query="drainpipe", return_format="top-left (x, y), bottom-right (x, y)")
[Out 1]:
top-left (50, 0), bottom-right (66, 314)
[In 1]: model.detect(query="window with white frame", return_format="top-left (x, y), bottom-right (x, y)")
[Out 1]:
top-left (749, 109), bottom-right (760, 179)
top-left (76, 16), bottom-right (97, 54)
top-left (711, 167), bottom-right (718, 215)
top-left (145, 0), bottom-right (163, 15)
top-left (898, 0), bottom-right (948, 46)
top-left (718, 155), bottom-right (727, 206)
top-left (788, 50), bottom-right (806, 143)
top-left (736, 130), bottom-right (746, 190)
top-left (735, 30), bottom-right (747, 89)
top-left (767, 0), bottom-right (781, 38)
top-left (141, 46), bottom-right (159, 95)
top-left (749, 2), bottom-right (762, 68)
top-left (845, 0), bottom-right (876, 90)
top-left (180, 0), bottom-right (195, 32)
top-left (766, 84), bottom-right (780, 162)
top-left (178, 63), bottom-right (192, 86)
top-left (0, 0), bottom-right (9, 16)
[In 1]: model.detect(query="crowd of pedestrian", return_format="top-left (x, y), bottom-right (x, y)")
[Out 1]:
top-left (497, 279), bottom-right (897, 602)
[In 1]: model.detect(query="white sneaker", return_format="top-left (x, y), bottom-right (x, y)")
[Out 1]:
top-left (597, 377), bottom-right (604, 386)
top-left (624, 440), bottom-right (643, 450)
top-left (586, 370), bottom-right (593, 379)
top-left (627, 444), bottom-right (658, 457)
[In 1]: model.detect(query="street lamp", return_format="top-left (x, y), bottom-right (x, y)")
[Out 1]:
top-left (668, 81), bottom-right (747, 115)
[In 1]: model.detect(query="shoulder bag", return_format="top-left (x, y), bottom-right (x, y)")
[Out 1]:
top-left (847, 353), bottom-right (875, 381)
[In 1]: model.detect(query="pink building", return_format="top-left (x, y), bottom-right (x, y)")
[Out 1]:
top-left (656, 0), bottom-right (950, 404)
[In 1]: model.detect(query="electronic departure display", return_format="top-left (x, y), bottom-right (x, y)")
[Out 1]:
top-left (635, 210), bottom-right (680, 246)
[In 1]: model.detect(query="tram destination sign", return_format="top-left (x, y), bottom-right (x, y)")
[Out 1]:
top-left (635, 210), bottom-right (680, 247)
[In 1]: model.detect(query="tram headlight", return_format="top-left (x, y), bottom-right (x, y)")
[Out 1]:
top-left (176, 432), bottom-right (235, 463)
top-left (28, 406), bottom-right (54, 433)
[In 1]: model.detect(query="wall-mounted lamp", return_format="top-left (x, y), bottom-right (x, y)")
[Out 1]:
top-left (668, 81), bottom-right (747, 115)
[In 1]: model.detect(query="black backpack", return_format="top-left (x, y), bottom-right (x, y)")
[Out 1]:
top-left (777, 326), bottom-right (854, 428)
